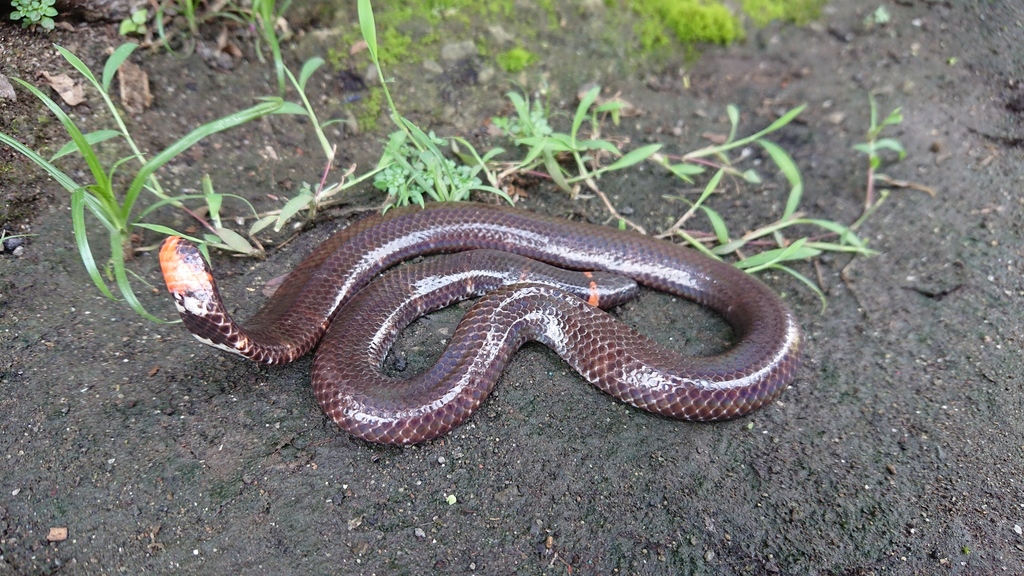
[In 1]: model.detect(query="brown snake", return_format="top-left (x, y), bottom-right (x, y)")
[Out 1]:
top-left (160, 202), bottom-right (803, 444)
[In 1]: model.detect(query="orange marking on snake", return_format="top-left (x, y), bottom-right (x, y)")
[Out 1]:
top-left (159, 237), bottom-right (212, 294)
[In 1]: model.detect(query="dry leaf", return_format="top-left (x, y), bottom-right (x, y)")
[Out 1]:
top-left (701, 132), bottom-right (728, 145)
top-left (118, 60), bottom-right (151, 115)
top-left (40, 72), bottom-right (84, 106)
top-left (350, 40), bottom-right (368, 55)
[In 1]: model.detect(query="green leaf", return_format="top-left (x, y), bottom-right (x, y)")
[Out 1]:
top-left (12, 78), bottom-right (112, 200)
top-left (726, 104), bottom-right (739, 143)
top-left (603, 143), bottom-right (661, 172)
top-left (874, 138), bottom-right (906, 159)
top-left (270, 101), bottom-right (309, 116)
top-left (51, 129), bottom-right (122, 161)
top-left (275, 191), bottom-right (314, 231)
top-left (571, 85), bottom-right (600, 141)
top-left (109, 231), bottom-right (165, 323)
top-left (774, 264), bottom-right (827, 312)
top-left (758, 139), bottom-right (803, 219)
top-left (101, 43), bottom-right (139, 93)
top-left (738, 238), bottom-right (821, 273)
top-left (212, 227), bottom-right (256, 254)
top-left (298, 57), bottom-right (325, 91)
top-left (122, 99), bottom-right (283, 223)
top-left (880, 107), bottom-right (903, 128)
top-left (71, 188), bottom-right (116, 301)
top-left (699, 205), bottom-right (731, 245)
top-left (0, 131), bottom-right (80, 193)
top-left (673, 229), bottom-right (722, 261)
top-left (852, 143), bottom-right (873, 155)
top-left (133, 222), bottom-right (203, 244)
top-left (357, 0), bottom-right (378, 63)
top-left (54, 45), bottom-right (100, 88)
top-left (249, 215), bottom-right (278, 236)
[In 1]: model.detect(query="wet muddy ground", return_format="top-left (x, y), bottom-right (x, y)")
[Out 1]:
top-left (1, 0), bottom-right (1023, 574)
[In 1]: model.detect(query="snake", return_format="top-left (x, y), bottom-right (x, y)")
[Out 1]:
top-left (159, 202), bottom-right (803, 445)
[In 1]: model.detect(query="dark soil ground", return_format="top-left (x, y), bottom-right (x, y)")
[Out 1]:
top-left (2, 1), bottom-right (1023, 574)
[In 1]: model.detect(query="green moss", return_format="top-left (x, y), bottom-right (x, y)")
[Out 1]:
top-left (496, 47), bottom-right (537, 72)
top-left (378, 26), bottom-right (413, 64)
top-left (631, 0), bottom-right (743, 49)
top-left (742, 0), bottom-right (826, 27)
top-left (354, 86), bottom-right (385, 133)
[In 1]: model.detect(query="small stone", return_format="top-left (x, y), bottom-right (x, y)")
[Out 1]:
top-left (477, 66), bottom-right (495, 85)
top-left (0, 73), bottom-right (15, 101)
top-left (47, 527), bottom-right (68, 542)
top-left (487, 25), bottom-right (514, 46)
top-left (3, 236), bottom-right (24, 251)
top-left (1014, 525), bottom-right (1022, 536)
top-left (414, 527), bottom-right (426, 539)
top-left (422, 59), bottom-right (444, 76)
top-left (440, 40), bottom-right (478, 62)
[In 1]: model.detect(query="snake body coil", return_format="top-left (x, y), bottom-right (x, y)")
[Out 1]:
top-left (160, 202), bottom-right (803, 444)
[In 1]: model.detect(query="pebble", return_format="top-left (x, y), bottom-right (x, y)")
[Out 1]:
top-left (440, 40), bottom-right (478, 62)
top-left (3, 236), bottom-right (24, 251)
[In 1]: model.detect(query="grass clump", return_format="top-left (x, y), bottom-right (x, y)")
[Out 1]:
top-left (496, 47), bottom-right (537, 72)
top-left (742, 0), bottom-right (827, 27)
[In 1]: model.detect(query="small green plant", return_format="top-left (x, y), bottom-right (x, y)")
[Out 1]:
top-left (492, 86), bottom-right (661, 230)
top-left (654, 104), bottom-right (875, 307)
top-left (10, 0), bottom-right (58, 30)
top-left (863, 5), bottom-right (891, 28)
top-left (248, 57), bottom-right (383, 233)
top-left (852, 94), bottom-right (905, 222)
top-left (357, 0), bottom-right (511, 210)
top-left (118, 8), bottom-right (148, 36)
top-left (0, 44), bottom-right (284, 320)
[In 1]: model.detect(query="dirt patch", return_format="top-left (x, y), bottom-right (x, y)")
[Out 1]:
top-left (2, 1), bottom-right (1023, 574)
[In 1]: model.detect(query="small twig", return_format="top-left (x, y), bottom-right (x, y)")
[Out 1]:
top-left (874, 174), bottom-right (937, 197)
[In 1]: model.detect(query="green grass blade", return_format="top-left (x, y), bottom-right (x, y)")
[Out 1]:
top-left (133, 222), bottom-right (204, 244)
top-left (758, 138), bottom-right (803, 219)
top-left (71, 188), bottom-right (117, 300)
top-left (101, 43), bottom-right (140, 93)
top-left (774, 264), bottom-right (827, 312)
top-left (13, 78), bottom-right (111, 195)
top-left (122, 99), bottom-right (283, 222)
top-left (0, 132), bottom-right (80, 193)
top-left (54, 44), bottom-right (100, 88)
top-left (275, 191), bottom-right (314, 231)
top-left (109, 232), bottom-right (166, 322)
top-left (51, 130), bottom-right (122, 161)
top-left (726, 104), bottom-right (739, 143)
top-left (738, 238), bottom-right (821, 273)
top-left (602, 143), bottom-right (661, 172)
top-left (673, 229), bottom-right (722, 261)
top-left (572, 85), bottom-right (600, 142)
top-left (699, 205), bottom-right (731, 245)
top-left (542, 149), bottom-right (571, 193)
top-left (357, 0), bottom-right (379, 62)
top-left (759, 104), bottom-right (807, 136)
